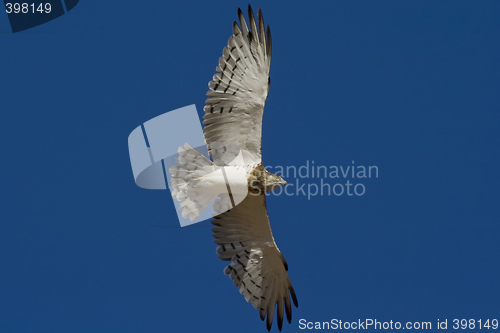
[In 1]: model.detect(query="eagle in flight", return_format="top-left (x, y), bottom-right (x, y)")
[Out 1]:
top-left (169, 5), bottom-right (298, 331)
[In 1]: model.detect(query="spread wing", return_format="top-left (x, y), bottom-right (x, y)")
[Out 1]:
top-left (211, 193), bottom-right (298, 331)
top-left (203, 6), bottom-right (271, 167)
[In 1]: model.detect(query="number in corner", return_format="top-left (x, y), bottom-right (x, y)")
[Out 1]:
top-left (5, 3), bottom-right (52, 14)
top-left (452, 319), bottom-right (498, 330)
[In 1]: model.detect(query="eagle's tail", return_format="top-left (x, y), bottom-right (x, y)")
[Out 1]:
top-left (168, 143), bottom-right (221, 221)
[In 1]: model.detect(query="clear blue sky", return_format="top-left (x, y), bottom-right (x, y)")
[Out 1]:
top-left (1, 1), bottom-right (499, 332)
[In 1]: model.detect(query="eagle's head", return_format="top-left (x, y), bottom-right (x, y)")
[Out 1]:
top-left (262, 172), bottom-right (287, 193)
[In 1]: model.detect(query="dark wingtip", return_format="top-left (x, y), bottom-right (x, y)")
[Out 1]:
top-left (266, 25), bottom-right (272, 58)
top-left (290, 287), bottom-right (298, 308)
top-left (285, 295), bottom-right (292, 324)
top-left (266, 317), bottom-right (272, 331)
top-left (247, 5), bottom-right (255, 31)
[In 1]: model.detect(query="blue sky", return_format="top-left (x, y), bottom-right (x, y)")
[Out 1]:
top-left (1, 1), bottom-right (499, 332)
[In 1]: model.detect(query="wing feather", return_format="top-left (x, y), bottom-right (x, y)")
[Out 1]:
top-left (284, 293), bottom-right (292, 324)
top-left (238, 8), bottom-right (249, 36)
top-left (258, 8), bottom-right (267, 54)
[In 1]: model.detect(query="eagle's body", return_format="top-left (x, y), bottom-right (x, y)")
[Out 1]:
top-left (169, 6), bottom-right (298, 331)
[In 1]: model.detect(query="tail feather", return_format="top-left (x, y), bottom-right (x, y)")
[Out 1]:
top-left (169, 143), bottom-right (219, 221)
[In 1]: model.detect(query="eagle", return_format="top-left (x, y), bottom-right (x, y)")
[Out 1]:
top-left (169, 6), bottom-right (298, 331)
